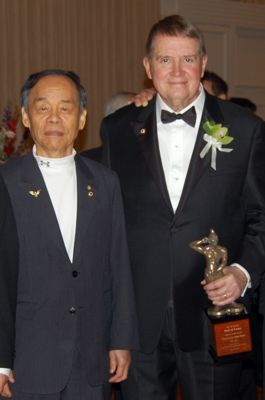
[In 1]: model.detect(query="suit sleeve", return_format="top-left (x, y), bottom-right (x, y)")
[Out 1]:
top-left (237, 118), bottom-right (265, 289)
top-left (108, 173), bottom-right (139, 350)
top-left (0, 173), bottom-right (19, 368)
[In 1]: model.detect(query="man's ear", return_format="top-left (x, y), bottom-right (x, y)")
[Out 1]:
top-left (143, 57), bottom-right (152, 80)
top-left (21, 108), bottom-right (31, 129)
top-left (201, 54), bottom-right (208, 78)
top-left (79, 109), bottom-right (87, 130)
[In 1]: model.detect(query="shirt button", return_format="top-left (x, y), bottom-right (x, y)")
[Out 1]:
top-left (69, 307), bottom-right (76, 314)
top-left (72, 270), bottom-right (78, 278)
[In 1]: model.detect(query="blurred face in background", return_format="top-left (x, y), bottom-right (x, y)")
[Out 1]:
top-left (203, 79), bottom-right (227, 100)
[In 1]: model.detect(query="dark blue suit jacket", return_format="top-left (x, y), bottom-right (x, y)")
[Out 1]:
top-left (0, 153), bottom-right (138, 393)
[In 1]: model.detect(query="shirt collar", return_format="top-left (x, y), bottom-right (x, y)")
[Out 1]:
top-left (33, 145), bottom-right (76, 170)
top-left (156, 83), bottom-right (205, 126)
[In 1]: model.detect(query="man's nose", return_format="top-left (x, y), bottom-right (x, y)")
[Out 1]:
top-left (171, 59), bottom-right (182, 75)
top-left (48, 109), bottom-right (60, 122)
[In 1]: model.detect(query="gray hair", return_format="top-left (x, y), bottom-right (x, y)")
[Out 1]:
top-left (145, 15), bottom-right (206, 58)
top-left (20, 69), bottom-right (87, 110)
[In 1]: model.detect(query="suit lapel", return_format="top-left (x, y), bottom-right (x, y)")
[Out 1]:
top-left (72, 155), bottom-right (99, 262)
top-left (20, 153), bottom-right (98, 265)
top-left (173, 94), bottom-right (226, 220)
top-left (132, 98), bottom-right (173, 213)
top-left (20, 153), bottom-right (69, 262)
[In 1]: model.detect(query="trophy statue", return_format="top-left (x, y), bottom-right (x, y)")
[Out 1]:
top-left (190, 229), bottom-right (252, 361)
top-left (190, 229), bottom-right (245, 317)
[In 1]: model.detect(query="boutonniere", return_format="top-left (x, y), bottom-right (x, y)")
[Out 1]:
top-left (200, 119), bottom-right (234, 170)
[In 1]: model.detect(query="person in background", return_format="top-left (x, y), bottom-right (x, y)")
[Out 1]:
top-left (229, 94), bottom-right (263, 400)
top-left (230, 97), bottom-right (257, 114)
top-left (81, 91), bottom-right (136, 162)
top-left (201, 70), bottom-right (228, 99)
top-left (101, 14), bottom-right (265, 400)
top-left (0, 69), bottom-right (138, 400)
top-left (104, 92), bottom-right (136, 117)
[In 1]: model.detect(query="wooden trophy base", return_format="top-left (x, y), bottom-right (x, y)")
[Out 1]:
top-left (207, 309), bottom-right (252, 364)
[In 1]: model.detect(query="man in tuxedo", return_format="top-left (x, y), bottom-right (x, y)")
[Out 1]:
top-left (0, 69), bottom-right (138, 400)
top-left (101, 15), bottom-right (265, 400)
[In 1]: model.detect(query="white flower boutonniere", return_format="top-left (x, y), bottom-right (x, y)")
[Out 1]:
top-left (200, 119), bottom-right (234, 170)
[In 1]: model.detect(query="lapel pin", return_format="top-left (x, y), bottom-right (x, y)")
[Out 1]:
top-left (29, 190), bottom-right (41, 198)
top-left (139, 128), bottom-right (146, 135)
top-left (87, 185), bottom-right (93, 197)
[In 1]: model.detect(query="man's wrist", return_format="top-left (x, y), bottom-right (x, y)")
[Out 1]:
top-left (231, 263), bottom-right (251, 296)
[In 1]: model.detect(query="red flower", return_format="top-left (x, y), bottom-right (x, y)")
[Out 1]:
top-left (4, 143), bottom-right (15, 156)
top-left (7, 120), bottom-right (16, 132)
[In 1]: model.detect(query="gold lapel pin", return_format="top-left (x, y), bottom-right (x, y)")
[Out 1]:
top-left (29, 190), bottom-right (41, 198)
top-left (87, 185), bottom-right (93, 197)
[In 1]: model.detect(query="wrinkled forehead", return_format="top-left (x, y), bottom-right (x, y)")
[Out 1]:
top-left (28, 75), bottom-right (79, 104)
top-left (150, 33), bottom-right (201, 56)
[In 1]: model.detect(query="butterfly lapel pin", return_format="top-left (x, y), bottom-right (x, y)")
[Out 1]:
top-left (29, 189), bottom-right (41, 198)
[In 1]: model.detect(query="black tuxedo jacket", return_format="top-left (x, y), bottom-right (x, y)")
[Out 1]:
top-left (0, 153), bottom-right (138, 393)
top-left (101, 94), bottom-right (265, 353)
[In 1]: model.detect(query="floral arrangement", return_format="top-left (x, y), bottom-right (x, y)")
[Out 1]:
top-left (200, 118), bottom-right (234, 170)
top-left (0, 103), bottom-right (32, 162)
top-left (0, 103), bottom-right (20, 162)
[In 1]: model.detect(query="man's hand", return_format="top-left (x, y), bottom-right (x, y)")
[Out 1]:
top-left (108, 350), bottom-right (131, 383)
top-left (202, 266), bottom-right (248, 306)
top-left (128, 88), bottom-right (156, 107)
top-left (0, 371), bottom-right (15, 398)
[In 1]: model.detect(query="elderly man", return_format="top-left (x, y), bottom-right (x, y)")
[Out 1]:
top-left (0, 69), bottom-right (138, 400)
top-left (101, 15), bottom-right (265, 400)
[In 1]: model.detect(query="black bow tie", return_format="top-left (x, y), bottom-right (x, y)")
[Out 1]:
top-left (161, 106), bottom-right (196, 127)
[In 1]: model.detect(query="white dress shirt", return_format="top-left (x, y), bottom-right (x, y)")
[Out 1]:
top-left (156, 84), bottom-right (205, 212)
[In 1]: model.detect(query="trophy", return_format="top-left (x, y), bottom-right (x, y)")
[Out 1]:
top-left (190, 229), bottom-right (252, 362)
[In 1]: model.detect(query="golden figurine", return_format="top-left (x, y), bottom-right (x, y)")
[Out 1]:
top-left (190, 229), bottom-right (245, 318)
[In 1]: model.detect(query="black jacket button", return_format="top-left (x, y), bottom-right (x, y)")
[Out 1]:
top-left (72, 270), bottom-right (78, 278)
top-left (69, 307), bottom-right (76, 314)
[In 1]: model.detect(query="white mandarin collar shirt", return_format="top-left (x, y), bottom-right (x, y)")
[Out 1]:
top-left (33, 145), bottom-right (77, 263)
